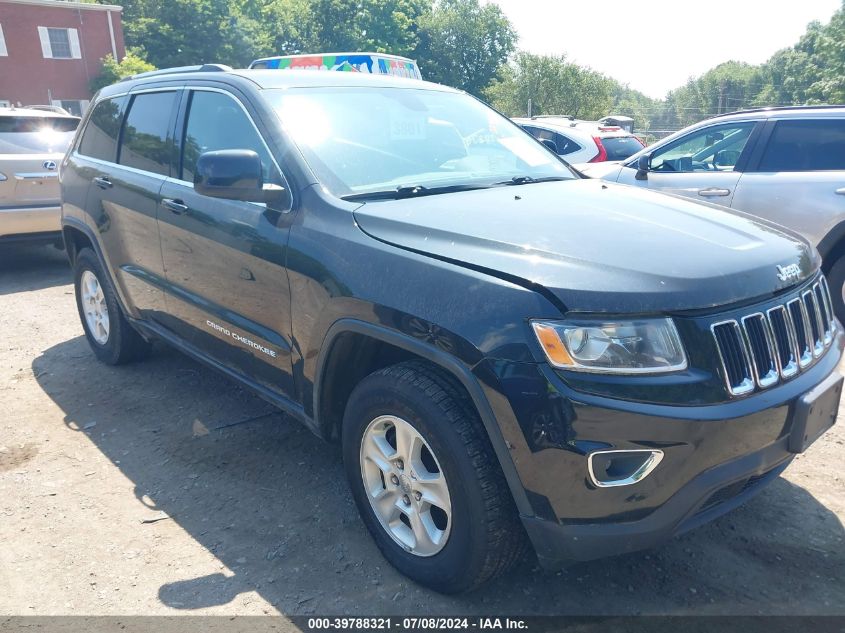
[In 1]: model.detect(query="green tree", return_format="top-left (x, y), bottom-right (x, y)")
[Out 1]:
top-left (484, 52), bottom-right (614, 120)
top-left (309, 0), bottom-right (429, 57)
top-left (416, 0), bottom-right (516, 95)
top-left (90, 51), bottom-right (156, 92)
top-left (114, 0), bottom-right (265, 68)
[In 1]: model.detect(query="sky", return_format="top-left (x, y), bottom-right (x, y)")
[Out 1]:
top-left (487, 0), bottom-right (843, 99)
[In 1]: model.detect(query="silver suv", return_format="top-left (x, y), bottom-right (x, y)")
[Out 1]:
top-left (0, 107), bottom-right (80, 246)
top-left (581, 106), bottom-right (845, 319)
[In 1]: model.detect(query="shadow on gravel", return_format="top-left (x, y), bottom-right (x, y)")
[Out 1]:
top-left (0, 244), bottom-right (71, 294)
top-left (33, 336), bottom-right (845, 616)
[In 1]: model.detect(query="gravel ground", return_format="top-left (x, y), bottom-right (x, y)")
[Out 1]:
top-left (0, 244), bottom-right (843, 617)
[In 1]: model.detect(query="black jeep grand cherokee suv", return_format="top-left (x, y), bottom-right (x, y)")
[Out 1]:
top-left (60, 66), bottom-right (843, 593)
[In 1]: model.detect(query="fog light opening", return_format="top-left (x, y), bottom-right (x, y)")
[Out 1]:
top-left (587, 449), bottom-right (664, 488)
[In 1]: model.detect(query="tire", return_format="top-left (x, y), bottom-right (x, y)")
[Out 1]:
top-left (826, 255), bottom-right (845, 325)
top-left (73, 247), bottom-right (150, 365)
top-left (342, 360), bottom-right (526, 593)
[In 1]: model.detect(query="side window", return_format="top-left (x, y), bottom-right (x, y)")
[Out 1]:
top-left (181, 90), bottom-right (280, 185)
top-left (78, 96), bottom-right (126, 162)
top-left (758, 119), bottom-right (845, 172)
top-left (553, 132), bottom-right (580, 156)
top-left (118, 91), bottom-right (177, 177)
top-left (650, 122), bottom-right (755, 173)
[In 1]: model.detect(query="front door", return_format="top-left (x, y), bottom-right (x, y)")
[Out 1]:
top-left (732, 118), bottom-right (845, 247)
top-left (618, 121), bottom-right (758, 207)
top-left (158, 87), bottom-right (296, 397)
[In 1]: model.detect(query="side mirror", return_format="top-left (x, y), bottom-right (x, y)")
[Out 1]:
top-left (635, 153), bottom-right (651, 180)
top-left (540, 138), bottom-right (559, 154)
top-left (194, 149), bottom-right (287, 205)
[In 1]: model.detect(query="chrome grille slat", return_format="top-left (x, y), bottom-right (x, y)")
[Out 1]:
top-left (712, 275), bottom-right (836, 397)
top-left (741, 313), bottom-right (778, 388)
top-left (802, 289), bottom-right (824, 357)
top-left (767, 305), bottom-right (799, 378)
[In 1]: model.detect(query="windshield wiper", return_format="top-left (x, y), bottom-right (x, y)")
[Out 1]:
top-left (494, 176), bottom-right (572, 186)
top-left (341, 183), bottom-right (490, 202)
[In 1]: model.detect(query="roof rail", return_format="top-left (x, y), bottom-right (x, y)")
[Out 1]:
top-left (120, 63), bottom-right (233, 83)
top-left (708, 104), bottom-right (844, 119)
top-left (23, 104), bottom-right (72, 115)
top-left (531, 114), bottom-right (575, 120)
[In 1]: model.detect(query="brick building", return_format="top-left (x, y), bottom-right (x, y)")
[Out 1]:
top-left (0, 0), bottom-right (124, 116)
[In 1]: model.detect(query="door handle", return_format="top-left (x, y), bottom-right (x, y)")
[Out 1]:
top-left (93, 176), bottom-right (112, 190)
top-left (162, 198), bottom-right (189, 215)
top-left (835, 188), bottom-right (845, 196)
top-left (698, 187), bottom-right (731, 197)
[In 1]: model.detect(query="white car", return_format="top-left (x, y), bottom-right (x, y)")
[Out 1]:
top-left (514, 116), bottom-right (644, 164)
top-left (0, 106), bottom-right (80, 246)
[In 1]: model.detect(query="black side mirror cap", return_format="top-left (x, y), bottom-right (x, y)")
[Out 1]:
top-left (194, 149), bottom-right (288, 206)
top-left (635, 153), bottom-right (651, 180)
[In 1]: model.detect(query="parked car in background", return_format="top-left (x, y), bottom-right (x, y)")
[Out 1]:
top-left (1, 106), bottom-right (80, 246)
top-left (514, 116), bottom-right (644, 163)
top-left (61, 66), bottom-right (843, 593)
top-left (579, 106), bottom-right (845, 321)
top-left (249, 52), bottom-right (422, 80)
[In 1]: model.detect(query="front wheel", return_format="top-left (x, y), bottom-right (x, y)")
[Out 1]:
top-left (73, 248), bottom-right (150, 365)
top-left (342, 361), bottom-right (526, 593)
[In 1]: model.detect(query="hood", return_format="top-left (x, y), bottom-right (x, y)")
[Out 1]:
top-left (573, 161), bottom-right (623, 179)
top-left (352, 179), bottom-right (817, 314)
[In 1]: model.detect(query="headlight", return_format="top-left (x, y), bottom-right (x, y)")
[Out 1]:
top-left (531, 318), bottom-right (687, 374)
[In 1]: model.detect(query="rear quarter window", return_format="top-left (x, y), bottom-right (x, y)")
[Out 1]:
top-left (601, 136), bottom-right (643, 161)
top-left (758, 119), bottom-right (845, 171)
top-left (78, 97), bottom-right (125, 162)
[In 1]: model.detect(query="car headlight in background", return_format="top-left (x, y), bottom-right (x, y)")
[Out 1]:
top-left (532, 318), bottom-right (687, 374)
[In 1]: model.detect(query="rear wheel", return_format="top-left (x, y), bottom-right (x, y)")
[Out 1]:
top-left (342, 361), bottom-right (526, 593)
top-left (826, 255), bottom-right (845, 324)
top-left (73, 248), bottom-right (150, 365)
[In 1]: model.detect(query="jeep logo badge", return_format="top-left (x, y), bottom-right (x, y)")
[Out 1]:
top-left (776, 263), bottom-right (801, 283)
top-left (42, 160), bottom-right (57, 171)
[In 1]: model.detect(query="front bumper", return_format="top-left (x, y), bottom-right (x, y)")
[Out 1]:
top-left (0, 204), bottom-right (61, 240)
top-left (491, 328), bottom-right (843, 567)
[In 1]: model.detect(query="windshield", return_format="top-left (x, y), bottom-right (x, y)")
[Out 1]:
top-left (0, 116), bottom-right (79, 154)
top-left (263, 87), bottom-right (574, 197)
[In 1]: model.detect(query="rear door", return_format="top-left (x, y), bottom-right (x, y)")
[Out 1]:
top-left (158, 86), bottom-right (296, 397)
top-left (732, 118), bottom-right (845, 247)
top-left (617, 121), bottom-right (759, 205)
top-left (82, 88), bottom-right (180, 319)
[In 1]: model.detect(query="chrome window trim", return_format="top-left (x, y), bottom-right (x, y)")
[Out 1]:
top-left (70, 153), bottom-right (169, 184)
top-left (711, 319), bottom-right (755, 396)
top-left (73, 85), bottom-right (294, 213)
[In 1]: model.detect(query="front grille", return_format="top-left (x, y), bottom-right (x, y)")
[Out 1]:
top-left (712, 276), bottom-right (836, 396)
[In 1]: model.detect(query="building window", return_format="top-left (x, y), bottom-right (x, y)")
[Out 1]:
top-left (48, 28), bottom-right (71, 58)
top-left (37, 27), bottom-right (81, 59)
top-left (0, 23), bottom-right (7, 56)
